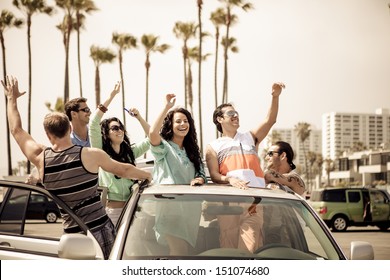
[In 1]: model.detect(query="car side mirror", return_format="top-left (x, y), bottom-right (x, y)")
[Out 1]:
top-left (58, 234), bottom-right (98, 260)
top-left (350, 241), bottom-right (374, 260)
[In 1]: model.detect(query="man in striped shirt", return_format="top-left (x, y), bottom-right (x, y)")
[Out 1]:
top-left (3, 76), bottom-right (152, 259)
top-left (205, 82), bottom-right (285, 253)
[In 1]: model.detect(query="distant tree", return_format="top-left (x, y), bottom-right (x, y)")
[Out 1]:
top-left (324, 158), bottom-right (334, 186)
top-left (221, 35), bottom-right (239, 103)
top-left (295, 122), bottom-right (311, 186)
top-left (210, 8), bottom-right (226, 120)
top-left (307, 151), bottom-right (317, 192)
top-left (351, 141), bottom-right (367, 152)
top-left (112, 32), bottom-right (137, 127)
top-left (45, 97), bottom-right (64, 112)
top-left (140, 34), bottom-right (170, 122)
top-left (218, 0), bottom-right (253, 103)
top-left (0, 9), bottom-right (23, 176)
top-left (173, 21), bottom-right (197, 109)
top-left (74, 0), bottom-right (98, 97)
top-left (187, 46), bottom-right (211, 114)
top-left (55, 0), bottom-right (77, 103)
top-left (13, 0), bottom-right (54, 173)
top-left (90, 45), bottom-right (116, 107)
top-left (196, 0), bottom-right (204, 153)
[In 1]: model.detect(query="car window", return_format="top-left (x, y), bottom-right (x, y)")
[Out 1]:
top-left (0, 188), bottom-right (63, 239)
top-left (370, 191), bottom-right (385, 204)
top-left (323, 190), bottom-right (346, 202)
top-left (348, 191), bottom-right (361, 203)
top-left (121, 194), bottom-right (341, 260)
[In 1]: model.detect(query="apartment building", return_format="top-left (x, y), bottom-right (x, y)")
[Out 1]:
top-left (322, 108), bottom-right (390, 160)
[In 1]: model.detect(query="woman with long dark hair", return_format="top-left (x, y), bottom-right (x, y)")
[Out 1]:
top-left (149, 93), bottom-right (207, 255)
top-left (89, 82), bottom-right (150, 225)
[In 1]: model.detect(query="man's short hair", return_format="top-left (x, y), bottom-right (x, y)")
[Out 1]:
top-left (43, 112), bottom-right (71, 138)
top-left (213, 103), bottom-right (233, 133)
top-left (64, 97), bottom-right (87, 121)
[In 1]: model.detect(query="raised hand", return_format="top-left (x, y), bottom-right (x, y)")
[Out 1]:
top-left (1, 76), bottom-right (26, 99)
top-left (165, 93), bottom-right (176, 109)
top-left (271, 82), bottom-right (285, 97)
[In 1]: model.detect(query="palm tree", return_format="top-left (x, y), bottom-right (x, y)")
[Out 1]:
top-left (173, 22), bottom-right (197, 109)
top-left (13, 0), bottom-right (53, 173)
top-left (90, 45), bottom-right (116, 107)
top-left (307, 151), bottom-right (317, 192)
top-left (324, 158), bottom-right (334, 187)
top-left (210, 8), bottom-right (225, 109)
top-left (74, 0), bottom-right (98, 97)
top-left (187, 46), bottom-right (210, 114)
top-left (55, 0), bottom-right (77, 103)
top-left (295, 122), bottom-right (311, 187)
top-left (112, 32), bottom-right (137, 127)
top-left (0, 10), bottom-right (23, 176)
top-left (218, 0), bottom-right (253, 103)
top-left (140, 34), bottom-right (170, 122)
top-left (221, 35), bottom-right (239, 102)
top-left (196, 0), bottom-right (204, 153)
top-left (45, 97), bottom-right (64, 112)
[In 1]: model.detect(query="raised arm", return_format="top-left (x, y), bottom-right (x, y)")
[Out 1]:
top-left (148, 93), bottom-right (176, 146)
top-left (2, 76), bottom-right (44, 168)
top-left (250, 83), bottom-right (285, 146)
top-left (97, 81), bottom-right (121, 118)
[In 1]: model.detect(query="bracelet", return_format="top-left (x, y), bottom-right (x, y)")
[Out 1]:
top-left (98, 104), bottom-right (108, 113)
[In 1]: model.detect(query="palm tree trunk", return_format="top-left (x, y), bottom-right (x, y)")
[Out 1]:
top-left (214, 28), bottom-right (219, 139)
top-left (145, 56), bottom-right (150, 123)
top-left (64, 15), bottom-right (72, 103)
top-left (76, 13), bottom-right (83, 97)
top-left (1, 34), bottom-right (13, 175)
top-left (95, 66), bottom-right (100, 106)
top-left (182, 46), bottom-right (188, 109)
top-left (119, 51), bottom-right (126, 127)
top-left (27, 14), bottom-right (32, 174)
top-left (197, 0), bottom-right (203, 154)
top-left (187, 63), bottom-right (193, 114)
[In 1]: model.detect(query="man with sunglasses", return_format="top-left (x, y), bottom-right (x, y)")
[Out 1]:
top-left (65, 97), bottom-right (92, 147)
top-left (205, 82), bottom-right (285, 253)
top-left (264, 141), bottom-right (305, 195)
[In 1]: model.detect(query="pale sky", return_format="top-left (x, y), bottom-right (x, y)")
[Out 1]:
top-left (1, 0), bottom-right (390, 175)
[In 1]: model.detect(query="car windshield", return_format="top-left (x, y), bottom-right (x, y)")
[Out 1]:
top-left (122, 193), bottom-right (343, 260)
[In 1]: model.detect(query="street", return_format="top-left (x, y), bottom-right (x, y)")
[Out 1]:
top-left (332, 226), bottom-right (390, 260)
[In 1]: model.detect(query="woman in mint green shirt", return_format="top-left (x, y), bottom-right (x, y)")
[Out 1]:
top-left (149, 93), bottom-right (207, 255)
top-left (89, 82), bottom-right (150, 225)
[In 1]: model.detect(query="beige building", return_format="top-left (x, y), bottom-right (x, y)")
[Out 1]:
top-left (330, 149), bottom-right (390, 186)
top-left (322, 108), bottom-right (390, 160)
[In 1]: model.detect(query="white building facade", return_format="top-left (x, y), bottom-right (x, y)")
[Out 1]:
top-left (322, 108), bottom-right (390, 160)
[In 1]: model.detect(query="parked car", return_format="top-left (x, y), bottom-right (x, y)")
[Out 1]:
top-left (0, 191), bottom-right (60, 223)
top-left (309, 187), bottom-right (390, 232)
top-left (0, 180), bottom-right (374, 260)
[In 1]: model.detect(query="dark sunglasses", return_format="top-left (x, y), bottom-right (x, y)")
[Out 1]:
top-left (266, 151), bottom-right (280, 157)
top-left (224, 110), bottom-right (239, 118)
top-left (78, 107), bottom-right (91, 113)
top-left (109, 125), bottom-right (124, 131)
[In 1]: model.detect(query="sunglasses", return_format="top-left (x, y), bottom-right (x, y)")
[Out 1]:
top-left (78, 107), bottom-right (91, 113)
top-left (224, 110), bottom-right (239, 118)
top-left (266, 151), bottom-right (280, 157)
top-left (109, 125), bottom-right (124, 132)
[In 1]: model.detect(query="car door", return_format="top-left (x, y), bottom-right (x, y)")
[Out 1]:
top-left (0, 181), bottom-right (103, 260)
top-left (369, 190), bottom-right (390, 222)
top-left (346, 190), bottom-right (363, 222)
